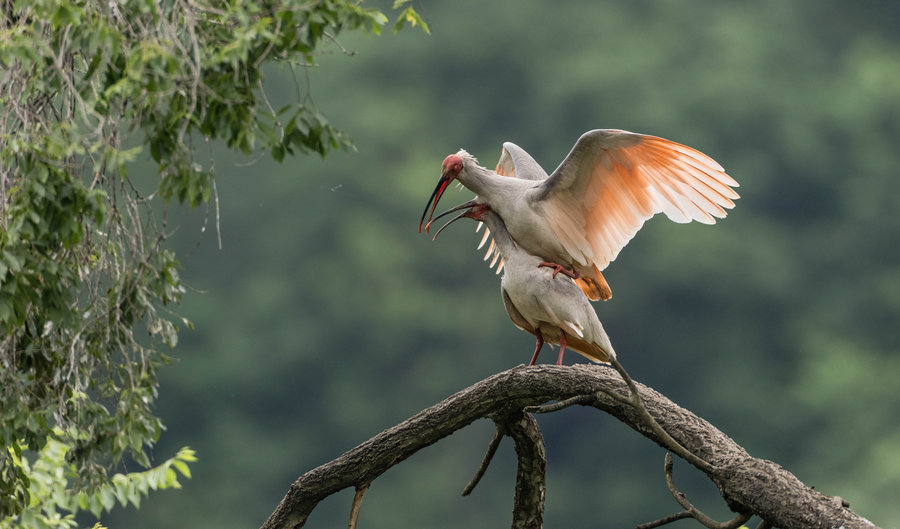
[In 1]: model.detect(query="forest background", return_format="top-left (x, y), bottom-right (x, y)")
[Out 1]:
top-left (96, 1), bottom-right (900, 528)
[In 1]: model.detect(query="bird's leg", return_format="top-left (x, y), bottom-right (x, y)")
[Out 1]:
top-left (538, 261), bottom-right (579, 280)
top-left (556, 332), bottom-right (567, 365)
top-left (528, 334), bottom-right (544, 366)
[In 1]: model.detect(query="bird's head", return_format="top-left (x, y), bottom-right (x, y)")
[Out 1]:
top-left (418, 150), bottom-right (474, 233)
top-left (441, 153), bottom-right (464, 178)
top-left (425, 199), bottom-right (491, 240)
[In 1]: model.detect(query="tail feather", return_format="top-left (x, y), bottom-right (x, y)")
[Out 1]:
top-left (564, 332), bottom-right (613, 364)
top-left (575, 266), bottom-right (612, 301)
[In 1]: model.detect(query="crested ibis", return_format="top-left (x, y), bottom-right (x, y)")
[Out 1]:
top-left (432, 200), bottom-right (615, 365)
top-left (420, 129), bottom-right (739, 301)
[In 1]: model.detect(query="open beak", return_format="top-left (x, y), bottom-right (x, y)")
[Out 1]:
top-left (428, 199), bottom-right (481, 241)
top-left (418, 170), bottom-right (454, 233)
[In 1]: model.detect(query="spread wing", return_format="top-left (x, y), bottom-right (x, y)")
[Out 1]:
top-left (532, 129), bottom-right (739, 271)
top-left (476, 142), bottom-right (549, 273)
top-left (495, 142), bottom-right (548, 181)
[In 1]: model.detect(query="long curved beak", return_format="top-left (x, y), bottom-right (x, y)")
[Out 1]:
top-left (428, 199), bottom-right (480, 240)
top-left (418, 171), bottom-right (453, 233)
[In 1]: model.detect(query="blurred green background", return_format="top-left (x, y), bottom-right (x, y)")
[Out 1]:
top-left (105, 1), bottom-right (900, 527)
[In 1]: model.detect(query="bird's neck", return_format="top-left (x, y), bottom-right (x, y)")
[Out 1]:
top-left (479, 212), bottom-right (535, 270)
top-left (458, 164), bottom-right (525, 204)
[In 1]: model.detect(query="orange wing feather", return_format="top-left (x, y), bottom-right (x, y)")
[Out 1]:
top-left (537, 130), bottom-right (738, 272)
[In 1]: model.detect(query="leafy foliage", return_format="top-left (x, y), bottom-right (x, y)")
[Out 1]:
top-left (0, 0), bottom-right (422, 521)
top-left (1, 431), bottom-right (194, 529)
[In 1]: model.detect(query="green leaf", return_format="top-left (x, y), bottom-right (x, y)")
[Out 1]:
top-left (172, 460), bottom-right (191, 479)
top-left (272, 143), bottom-right (285, 162)
top-left (99, 486), bottom-right (116, 513)
top-left (392, 7), bottom-right (430, 35)
top-left (0, 296), bottom-right (13, 325)
top-left (84, 48), bottom-right (104, 80)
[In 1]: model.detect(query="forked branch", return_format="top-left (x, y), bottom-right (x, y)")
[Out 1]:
top-left (258, 364), bottom-right (878, 529)
top-left (637, 453), bottom-right (751, 529)
top-left (493, 409), bottom-right (546, 529)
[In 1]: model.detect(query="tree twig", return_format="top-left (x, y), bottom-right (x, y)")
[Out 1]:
top-left (523, 394), bottom-right (595, 414)
top-left (635, 510), bottom-right (693, 529)
top-left (609, 358), bottom-right (715, 474)
top-left (462, 426), bottom-right (504, 496)
top-left (662, 453), bottom-right (751, 529)
top-left (347, 484), bottom-right (369, 529)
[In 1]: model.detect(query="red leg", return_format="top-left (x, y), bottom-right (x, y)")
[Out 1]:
top-left (538, 261), bottom-right (579, 280)
top-left (556, 332), bottom-right (567, 365)
top-left (528, 334), bottom-right (544, 366)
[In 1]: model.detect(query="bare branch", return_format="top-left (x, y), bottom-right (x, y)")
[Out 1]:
top-left (662, 453), bottom-right (751, 529)
top-left (635, 510), bottom-right (693, 529)
top-left (523, 393), bottom-right (594, 414)
top-left (461, 426), bottom-right (503, 496)
top-left (346, 484), bottom-right (369, 529)
top-left (322, 31), bottom-right (357, 57)
top-left (258, 365), bottom-right (880, 529)
top-left (492, 410), bottom-right (545, 529)
top-left (609, 358), bottom-right (714, 473)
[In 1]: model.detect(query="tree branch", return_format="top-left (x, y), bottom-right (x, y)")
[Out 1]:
top-left (635, 510), bottom-right (693, 529)
top-left (609, 357), bottom-right (715, 474)
top-left (346, 484), bottom-right (368, 529)
top-left (258, 364), bottom-right (879, 529)
top-left (461, 426), bottom-right (503, 496)
top-left (493, 409), bottom-right (545, 529)
top-left (655, 452), bottom-right (751, 529)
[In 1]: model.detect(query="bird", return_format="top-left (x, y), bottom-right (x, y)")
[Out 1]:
top-left (431, 199), bottom-right (616, 365)
top-left (419, 129), bottom-right (739, 302)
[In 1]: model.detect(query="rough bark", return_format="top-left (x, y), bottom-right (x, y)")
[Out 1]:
top-left (493, 410), bottom-right (545, 529)
top-left (258, 364), bottom-right (879, 529)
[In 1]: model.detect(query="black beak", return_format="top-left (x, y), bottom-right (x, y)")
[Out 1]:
top-left (428, 199), bottom-right (481, 240)
top-left (418, 172), bottom-right (453, 233)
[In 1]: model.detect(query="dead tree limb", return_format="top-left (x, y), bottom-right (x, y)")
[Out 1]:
top-left (644, 452), bottom-right (751, 529)
top-left (258, 364), bottom-right (879, 529)
top-left (461, 425), bottom-right (503, 496)
top-left (492, 409), bottom-right (546, 529)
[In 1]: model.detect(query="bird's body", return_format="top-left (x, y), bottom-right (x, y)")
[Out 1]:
top-left (438, 203), bottom-right (616, 364)
top-left (468, 168), bottom-right (582, 273)
top-left (421, 129), bottom-right (739, 301)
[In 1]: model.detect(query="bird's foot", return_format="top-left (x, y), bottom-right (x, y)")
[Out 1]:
top-left (538, 261), bottom-right (579, 280)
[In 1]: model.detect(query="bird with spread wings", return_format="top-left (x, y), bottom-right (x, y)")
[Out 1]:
top-left (420, 129), bottom-right (739, 301)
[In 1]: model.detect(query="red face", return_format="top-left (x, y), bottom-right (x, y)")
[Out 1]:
top-left (441, 154), bottom-right (463, 177)
top-left (419, 154), bottom-right (465, 232)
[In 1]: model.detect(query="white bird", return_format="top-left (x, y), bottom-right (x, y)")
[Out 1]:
top-left (432, 200), bottom-right (615, 365)
top-left (420, 129), bottom-right (739, 301)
